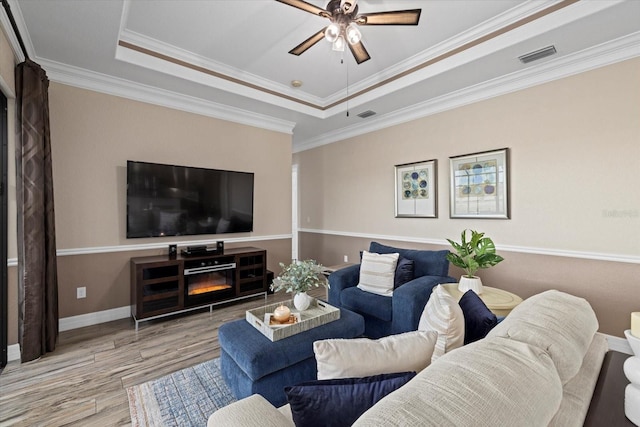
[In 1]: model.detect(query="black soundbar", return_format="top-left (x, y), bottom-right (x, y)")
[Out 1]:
top-left (181, 246), bottom-right (217, 257)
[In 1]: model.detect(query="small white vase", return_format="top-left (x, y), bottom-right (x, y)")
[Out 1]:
top-left (458, 276), bottom-right (483, 295)
top-left (293, 292), bottom-right (312, 311)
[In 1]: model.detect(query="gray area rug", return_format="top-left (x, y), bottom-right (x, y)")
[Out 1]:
top-left (127, 358), bottom-right (237, 427)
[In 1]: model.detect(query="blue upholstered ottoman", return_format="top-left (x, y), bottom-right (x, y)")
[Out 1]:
top-left (219, 307), bottom-right (365, 407)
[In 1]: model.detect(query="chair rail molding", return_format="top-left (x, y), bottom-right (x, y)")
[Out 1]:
top-left (297, 228), bottom-right (640, 265)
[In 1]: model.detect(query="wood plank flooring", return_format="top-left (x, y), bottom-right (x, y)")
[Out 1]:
top-left (0, 289), bottom-right (324, 426)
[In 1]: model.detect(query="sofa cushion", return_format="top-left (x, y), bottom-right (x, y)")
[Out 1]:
top-left (314, 330), bottom-right (437, 380)
top-left (458, 290), bottom-right (498, 344)
top-left (341, 287), bottom-right (392, 322)
top-left (369, 242), bottom-right (450, 277)
top-left (418, 284), bottom-right (464, 362)
top-left (394, 257), bottom-right (414, 288)
top-left (357, 251), bottom-right (399, 296)
top-left (548, 334), bottom-right (608, 427)
top-left (353, 337), bottom-right (564, 427)
top-left (285, 372), bottom-right (416, 427)
top-left (487, 290), bottom-right (599, 384)
top-left (206, 394), bottom-right (294, 427)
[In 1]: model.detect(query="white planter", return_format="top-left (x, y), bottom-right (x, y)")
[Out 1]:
top-left (293, 292), bottom-right (312, 311)
top-left (625, 330), bottom-right (640, 425)
top-left (458, 276), bottom-right (483, 295)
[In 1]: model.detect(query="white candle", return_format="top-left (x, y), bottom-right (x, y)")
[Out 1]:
top-left (273, 304), bottom-right (291, 322)
top-left (632, 312), bottom-right (640, 339)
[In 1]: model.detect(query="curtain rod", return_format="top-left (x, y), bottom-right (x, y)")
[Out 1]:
top-left (1, 0), bottom-right (29, 60)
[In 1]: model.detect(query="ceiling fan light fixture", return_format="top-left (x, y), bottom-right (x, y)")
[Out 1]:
top-left (332, 35), bottom-right (345, 51)
top-left (346, 23), bottom-right (361, 45)
top-left (325, 23), bottom-right (340, 43)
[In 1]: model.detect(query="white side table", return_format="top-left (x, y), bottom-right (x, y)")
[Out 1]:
top-left (442, 283), bottom-right (523, 317)
top-left (321, 263), bottom-right (356, 277)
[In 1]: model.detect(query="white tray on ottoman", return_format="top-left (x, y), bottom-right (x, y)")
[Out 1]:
top-left (246, 298), bottom-right (340, 342)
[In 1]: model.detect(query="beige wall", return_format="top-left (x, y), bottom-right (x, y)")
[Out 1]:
top-left (5, 82), bottom-right (293, 345)
top-left (0, 25), bottom-right (15, 95)
top-left (295, 58), bottom-right (640, 337)
top-left (49, 83), bottom-right (292, 248)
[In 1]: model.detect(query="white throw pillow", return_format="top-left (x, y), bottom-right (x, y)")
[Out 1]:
top-left (356, 251), bottom-right (399, 297)
top-left (314, 330), bottom-right (438, 380)
top-left (418, 284), bottom-right (465, 363)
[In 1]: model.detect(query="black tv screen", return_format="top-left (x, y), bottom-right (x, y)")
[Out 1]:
top-left (126, 161), bottom-right (254, 238)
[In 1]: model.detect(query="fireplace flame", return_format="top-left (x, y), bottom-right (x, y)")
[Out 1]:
top-left (188, 275), bottom-right (232, 295)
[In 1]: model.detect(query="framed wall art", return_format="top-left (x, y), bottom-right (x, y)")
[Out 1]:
top-left (395, 159), bottom-right (437, 218)
top-left (449, 148), bottom-right (510, 219)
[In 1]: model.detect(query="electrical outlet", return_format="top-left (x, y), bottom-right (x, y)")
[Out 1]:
top-left (344, 255), bottom-right (349, 263)
top-left (77, 287), bottom-right (86, 299)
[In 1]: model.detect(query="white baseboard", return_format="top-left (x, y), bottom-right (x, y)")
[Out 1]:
top-left (59, 305), bottom-right (131, 332)
top-left (6, 306), bottom-right (132, 362)
top-left (7, 343), bottom-right (21, 362)
top-left (605, 333), bottom-right (633, 355)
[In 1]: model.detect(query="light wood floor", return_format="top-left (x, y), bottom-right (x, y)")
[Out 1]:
top-left (0, 289), bottom-right (325, 426)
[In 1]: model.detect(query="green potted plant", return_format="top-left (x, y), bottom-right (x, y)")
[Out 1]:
top-left (446, 229), bottom-right (504, 294)
top-left (271, 259), bottom-right (327, 311)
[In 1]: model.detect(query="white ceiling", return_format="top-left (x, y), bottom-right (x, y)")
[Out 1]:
top-left (5, 0), bottom-right (640, 151)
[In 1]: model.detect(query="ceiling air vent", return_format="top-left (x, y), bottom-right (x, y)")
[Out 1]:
top-left (518, 45), bottom-right (557, 64)
top-left (357, 110), bottom-right (376, 119)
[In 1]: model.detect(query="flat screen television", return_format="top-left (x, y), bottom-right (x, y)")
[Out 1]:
top-left (126, 160), bottom-right (254, 238)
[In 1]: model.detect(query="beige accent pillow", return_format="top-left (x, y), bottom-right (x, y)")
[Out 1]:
top-left (314, 330), bottom-right (438, 380)
top-left (356, 251), bottom-right (399, 297)
top-left (418, 284), bottom-right (465, 363)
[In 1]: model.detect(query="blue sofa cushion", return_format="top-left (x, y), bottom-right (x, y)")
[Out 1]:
top-left (341, 287), bottom-right (392, 322)
top-left (285, 371), bottom-right (416, 427)
top-left (394, 257), bottom-right (414, 288)
top-left (459, 290), bottom-right (498, 344)
top-left (369, 242), bottom-right (450, 278)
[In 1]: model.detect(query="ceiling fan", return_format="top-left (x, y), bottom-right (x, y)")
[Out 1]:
top-left (276, 0), bottom-right (421, 64)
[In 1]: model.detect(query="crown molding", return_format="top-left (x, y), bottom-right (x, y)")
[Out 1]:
top-left (0, 0), bottom-right (27, 62)
top-left (113, 0), bottom-right (596, 120)
top-left (38, 57), bottom-right (295, 135)
top-left (294, 31), bottom-right (640, 152)
top-left (339, 0), bottom-right (563, 104)
top-left (298, 228), bottom-right (640, 265)
top-left (118, 29), bottom-right (327, 112)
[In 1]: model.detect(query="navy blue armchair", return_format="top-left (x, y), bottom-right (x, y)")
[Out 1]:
top-left (328, 242), bottom-right (456, 338)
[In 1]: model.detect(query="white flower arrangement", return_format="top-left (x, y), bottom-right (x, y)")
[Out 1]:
top-left (270, 259), bottom-right (328, 294)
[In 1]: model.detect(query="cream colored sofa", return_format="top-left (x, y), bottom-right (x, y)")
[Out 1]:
top-left (207, 290), bottom-right (608, 427)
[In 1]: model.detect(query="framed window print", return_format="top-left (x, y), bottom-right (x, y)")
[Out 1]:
top-left (449, 148), bottom-right (510, 219)
top-left (395, 159), bottom-right (437, 218)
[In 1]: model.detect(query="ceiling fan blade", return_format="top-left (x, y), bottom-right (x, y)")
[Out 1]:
top-left (289, 27), bottom-right (327, 56)
top-left (275, 0), bottom-right (330, 18)
top-left (348, 40), bottom-right (370, 64)
top-left (357, 9), bottom-right (421, 25)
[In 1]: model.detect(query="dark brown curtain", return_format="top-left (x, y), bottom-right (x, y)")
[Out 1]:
top-left (15, 59), bottom-right (58, 362)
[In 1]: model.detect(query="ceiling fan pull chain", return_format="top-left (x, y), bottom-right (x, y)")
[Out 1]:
top-left (343, 57), bottom-right (350, 117)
